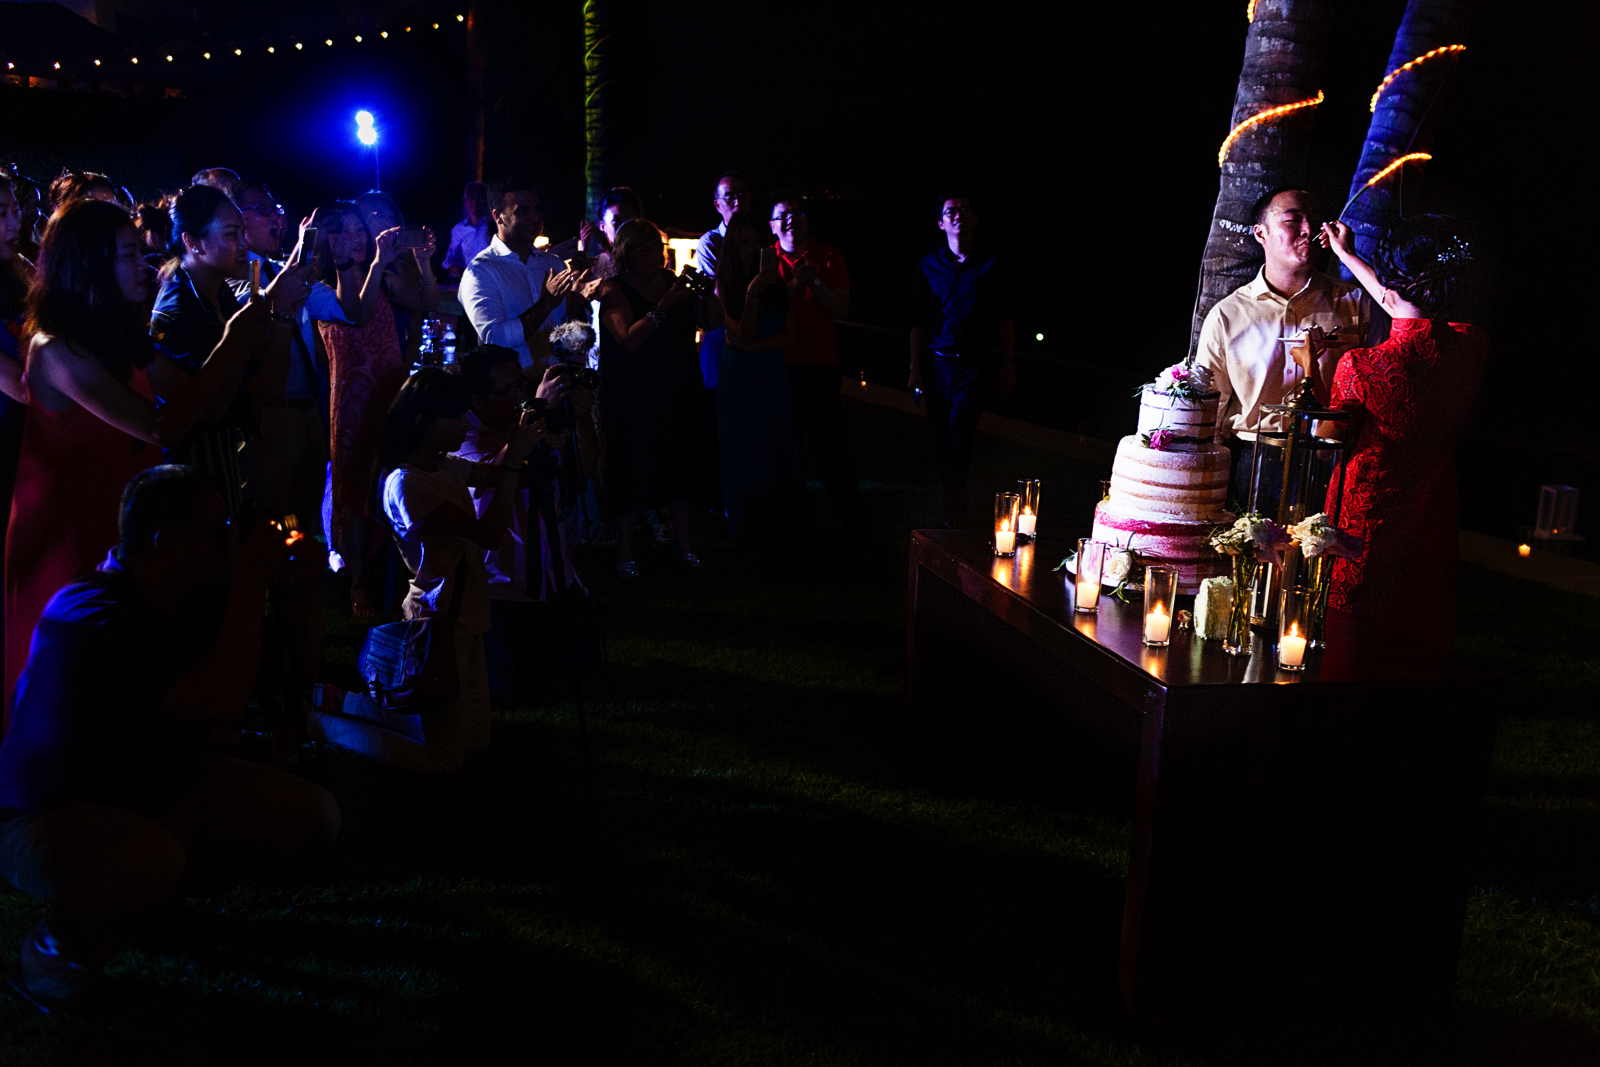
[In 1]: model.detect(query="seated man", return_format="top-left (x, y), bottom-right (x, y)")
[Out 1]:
top-left (452, 343), bottom-right (600, 705)
top-left (0, 465), bottom-right (340, 1010)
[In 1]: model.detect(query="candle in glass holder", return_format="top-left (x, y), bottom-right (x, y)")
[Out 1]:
top-left (1016, 480), bottom-right (1041, 539)
top-left (1278, 622), bottom-right (1308, 670)
top-left (1518, 543), bottom-right (1532, 558)
top-left (1142, 564), bottom-right (1177, 647)
top-left (1074, 538), bottom-right (1104, 614)
top-left (993, 492), bottom-right (1020, 557)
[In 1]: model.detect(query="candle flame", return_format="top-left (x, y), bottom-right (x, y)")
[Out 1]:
top-left (1518, 543), bottom-right (1532, 557)
top-left (999, 519), bottom-right (1011, 533)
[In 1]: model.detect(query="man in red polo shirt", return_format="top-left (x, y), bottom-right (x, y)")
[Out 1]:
top-left (770, 193), bottom-right (859, 526)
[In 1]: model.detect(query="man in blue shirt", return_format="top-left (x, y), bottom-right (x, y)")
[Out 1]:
top-left (0, 466), bottom-right (339, 1010)
top-left (908, 195), bottom-right (1015, 526)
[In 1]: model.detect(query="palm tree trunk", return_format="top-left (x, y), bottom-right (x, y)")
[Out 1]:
top-left (1338, 0), bottom-right (1475, 280)
top-left (1188, 0), bottom-right (1330, 359)
top-left (582, 0), bottom-right (610, 222)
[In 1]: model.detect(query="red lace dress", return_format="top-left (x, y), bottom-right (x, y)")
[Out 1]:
top-left (1322, 318), bottom-right (1488, 674)
top-left (319, 291), bottom-right (405, 563)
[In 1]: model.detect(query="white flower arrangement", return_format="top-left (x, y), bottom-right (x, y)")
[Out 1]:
top-left (1288, 513), bottom-right (1365, 560)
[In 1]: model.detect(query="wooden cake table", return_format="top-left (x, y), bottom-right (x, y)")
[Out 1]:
top-left (907, 528), bottom-right (1499, 1033)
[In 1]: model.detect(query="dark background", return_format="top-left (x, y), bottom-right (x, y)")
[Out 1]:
top-left (2, 0), bottom-right (1596, 541)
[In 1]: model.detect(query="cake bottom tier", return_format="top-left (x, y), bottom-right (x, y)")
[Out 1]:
top-left (1092, 501), bottom-right (1230, 594)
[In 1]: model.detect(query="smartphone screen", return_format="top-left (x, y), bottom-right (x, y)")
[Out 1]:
top-left (295, 227), bottom-right (318, 266)
top-left (397, 228), bottom-right (427, 250)
top-left (759, 246), bottom-right (777, 274)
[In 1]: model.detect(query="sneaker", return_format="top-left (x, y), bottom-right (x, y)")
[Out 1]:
top-left (616, 560), bottom-right (641, 579)
top-left (677, 553), bottom-right (707, 571)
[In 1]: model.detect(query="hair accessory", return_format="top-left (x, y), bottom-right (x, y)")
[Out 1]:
top-left (1435, 236), bottom-right (1471, 264)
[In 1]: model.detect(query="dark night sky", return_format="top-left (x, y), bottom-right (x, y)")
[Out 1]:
top-left (3, 0), bottom-right (1596, 460)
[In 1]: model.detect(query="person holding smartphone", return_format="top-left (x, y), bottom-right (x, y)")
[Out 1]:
top-left (713, 212), bottom-right (801, 556)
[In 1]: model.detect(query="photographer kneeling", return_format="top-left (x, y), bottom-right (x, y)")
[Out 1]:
top-left (0, 465), bottom-right (341, 1010)
top-left (453, 342), bottom-right (600, 706)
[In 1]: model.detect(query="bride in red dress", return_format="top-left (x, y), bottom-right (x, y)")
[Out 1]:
top-left (1318, 216), bottom-right (1488, 673)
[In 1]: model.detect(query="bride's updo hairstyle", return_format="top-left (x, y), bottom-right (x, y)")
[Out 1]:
top-left (1373, 214), bottom-right (1477, 321)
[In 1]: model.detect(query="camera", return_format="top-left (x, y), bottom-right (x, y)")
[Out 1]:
top-left (677, 265), bottom-right (715, 298)
top-left (518, 395), bottom-right (571, 434)
top-left (546, 361), bottom-right (599, 391)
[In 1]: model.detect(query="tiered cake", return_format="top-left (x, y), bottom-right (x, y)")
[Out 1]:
top-left (1090, 364), bottom-right (1232, 593)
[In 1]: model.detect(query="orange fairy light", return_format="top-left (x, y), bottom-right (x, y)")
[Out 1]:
top-left (1364, 152), bottom-right (1432, 188)
top-left (1246, 0), bottom-right (1258, 21)
top-left (1370, 45), bottom-right (1466, 112)
top-left (1218, 91), bottom-right (1324, 166)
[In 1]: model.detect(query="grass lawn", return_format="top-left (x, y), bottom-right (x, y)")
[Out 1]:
top-left (2, 396), bottom-right (1596, 1065)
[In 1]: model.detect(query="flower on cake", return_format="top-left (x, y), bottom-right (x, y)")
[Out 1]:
top-left (1209, 513), bottom-right (1291, 563)
top-left (1147, 360), bottom-right (1215, 402)
top-left (1289, 513), bottom-right (1364, 559)
top-left (1140, 428), bottom-right (1176, 451)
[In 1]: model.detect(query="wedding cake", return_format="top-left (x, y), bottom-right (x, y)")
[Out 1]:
top-left (1090, 363), bottom-right (1232, 592)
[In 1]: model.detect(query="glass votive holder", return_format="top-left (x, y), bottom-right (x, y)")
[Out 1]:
top-left (1277, 582), bottom-right (1314, 671)
top-left (1142, 565), bottom-right (1177, 647)
top-left (1016, 479), bottom-right (1041, 540)
top-left (993, 492), bottom-right (1020, 557)
top-left (1074, 538), bottom-right (1105, 613)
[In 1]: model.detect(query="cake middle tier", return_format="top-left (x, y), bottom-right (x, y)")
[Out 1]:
top-left (1106, 436), bottom-right (1232, 520)
top-left (1090, 501), bottom-right (1231, 594)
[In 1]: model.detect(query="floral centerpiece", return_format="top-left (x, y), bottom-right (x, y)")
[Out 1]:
top-left (1207, 514), bottom-right (1289, 654)
top-left (1286, 513), bottom-right (1364, 645)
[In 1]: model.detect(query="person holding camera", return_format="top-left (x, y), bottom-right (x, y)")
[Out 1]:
top-left (0, 465), bottom-right (341, 1010)
top-left (306, 368), bottom-right (546, 772)
top-left (594, 219), bottom-right (723, 576)
top-left (308, 201), bottom-right (410, 615)
top-left (453, 343), bottom-right (598, 704)
top-left (6, 198), bottom-right (282, 722)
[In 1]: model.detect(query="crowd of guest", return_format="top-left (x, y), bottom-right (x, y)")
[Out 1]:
top-left (0, 153), bottom-right (1483, 1010)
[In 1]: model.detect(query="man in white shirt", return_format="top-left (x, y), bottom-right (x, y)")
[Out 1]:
top-left (1193, 187), bottom-right (1368, 506)
top-left (459, 177), bottom-right (589, 369)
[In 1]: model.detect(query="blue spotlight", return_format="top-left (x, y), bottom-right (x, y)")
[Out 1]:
top-left (355, 109), bottom-right (374, 128)
top-left (357, 125), bottom-right (378, 146)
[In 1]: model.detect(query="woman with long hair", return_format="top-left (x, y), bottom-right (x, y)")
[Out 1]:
top-left (713, 211), bottom-right (801, 555)
top-left (307, 368), bottom-right (544, 771)
top-left (4, 198), bottom-right (275, 712)
top-left (593, 218), bottom-right (722, 575)
top-left (1317, 214), bottom-right (1488, 674)
top-left (309, 200), bottom-right (407, 613)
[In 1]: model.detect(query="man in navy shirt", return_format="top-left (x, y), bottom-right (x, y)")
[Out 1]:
top-left (0, 466), bottom-right (339, 1010)
top-left (909, 195), bottom-right (1015, 526)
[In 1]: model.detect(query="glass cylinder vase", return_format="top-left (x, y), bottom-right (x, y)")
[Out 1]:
top-left (1075, 539), bottom-right (1105, 614)
top-left (1016, 479), bottom-right (1041, 541)
top-left (1222, 554), bottom-right (1257, 656)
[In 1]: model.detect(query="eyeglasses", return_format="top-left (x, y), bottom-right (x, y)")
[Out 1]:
top-left (241, 202), bottom-right (283, 217)
top-left (941, 207), bottom-right (968, 218)
top-left (716, 191), bottom-right (745, 204)
top-left (770, 211), bottom-right (805, 223)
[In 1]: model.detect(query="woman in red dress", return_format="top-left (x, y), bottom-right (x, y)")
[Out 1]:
top-left (1318, 215), bottom-right (1487, 673)
top-left (309, 202), bottom-right (425, 614)
top-left (4, 200), bottom-right (274, 719)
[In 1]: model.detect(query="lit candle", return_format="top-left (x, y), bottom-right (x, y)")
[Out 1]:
top-left (1518, 543), bottom-right (1532, 558)
top-left (1279, 623), bottom-right (1307, 669)
top-left (1144, 604), bottom-right (1171, 644)
top-left (1075, 576), bottom-right (1098, 611)
top-left (1017, 508), bottom-right (1037, 539)
top-left (994, 519), bottom-right (1015, 555)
